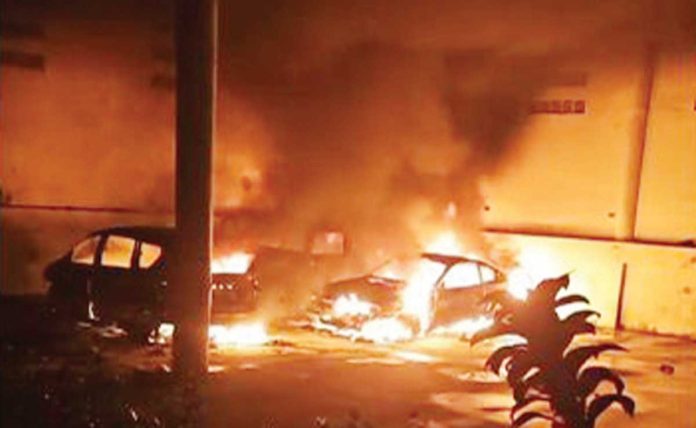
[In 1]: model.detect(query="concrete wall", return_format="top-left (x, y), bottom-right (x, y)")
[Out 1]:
top-left (486, 232), bottom-right (696, 336)
top-left (481, 51), bottom-right (696, 337)
top-left (635, 52), bottom-right (696, 242)
top-left (0, 12), bottom-right (175, 209)
top-left (481, 55), bottom-right (650, 239)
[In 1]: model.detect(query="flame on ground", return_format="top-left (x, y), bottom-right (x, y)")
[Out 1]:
top-left (211, 252), bottom-right (254, 274)
top-left (311, 316), bottom-right (414, 344)
top-left (156, 321), bottom-right (270, 348)
top-left (430, 316), bottom-right (494, 339)
top-left (208, 322), bottom-right (269, 347)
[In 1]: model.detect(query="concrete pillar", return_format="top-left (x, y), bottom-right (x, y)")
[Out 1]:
top-left (171, 0), bottom-right (217, 377)
top-left (616, 48), bottom-right (655, 241)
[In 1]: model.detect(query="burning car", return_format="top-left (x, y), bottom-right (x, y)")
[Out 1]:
top-left (309, 253), bottom-right (507, 341)
top-left (44, 226), bottom-right (256, 341)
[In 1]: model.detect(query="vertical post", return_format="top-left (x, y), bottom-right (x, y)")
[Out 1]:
top-left (172, 0), bottom-right (217, 377)
top-left (614, 263), bottom-right (628, 331)
top-left (616, 47), bottom-right (655, 241)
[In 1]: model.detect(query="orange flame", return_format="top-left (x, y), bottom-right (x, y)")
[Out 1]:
top-left (332, 293), bottom-right (375, 317)
top-left (156, 321), bottom-right (270, 348)
top-left (211, 252), bottom-right (254, 274)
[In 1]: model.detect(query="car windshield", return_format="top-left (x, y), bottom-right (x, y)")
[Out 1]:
top-left (371, 256), bottom-right (446, 283)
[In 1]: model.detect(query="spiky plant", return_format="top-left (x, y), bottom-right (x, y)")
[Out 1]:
top-left (471, 275), bottom-right (635, 428)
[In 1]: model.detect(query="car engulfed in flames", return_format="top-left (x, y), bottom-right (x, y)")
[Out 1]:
top-left (307, 252), bottom-right (509, 343)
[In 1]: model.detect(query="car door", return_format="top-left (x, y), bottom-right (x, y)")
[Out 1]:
top-left (133, 240), bottom-right (167, 319)
top-left (91, 234), bottom-right (139, 322)
top-left (431, 261), bottom-right (488, 327)
top-left (48, 234), bottom-right (102, 319)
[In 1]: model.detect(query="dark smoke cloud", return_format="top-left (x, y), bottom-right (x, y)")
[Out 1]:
top-left (3, 0), bottom-right (695, 294)
top-left (214, 0), bottom-right (696, 259)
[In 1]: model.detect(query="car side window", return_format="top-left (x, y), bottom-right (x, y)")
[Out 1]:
top-left (442, 262), bottom-right (482, 289)
top-left (70, 235), bottom-right (101, 265)
top-left (101, 235), bottom-right (136, 269)
top-left (479, 264), bottom-right (497, 283)
top-left (139, 242), bottom-right (162, 269)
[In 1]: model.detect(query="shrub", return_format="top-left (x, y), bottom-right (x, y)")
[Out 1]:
top-left (472, 274), bottom-right (634, 428)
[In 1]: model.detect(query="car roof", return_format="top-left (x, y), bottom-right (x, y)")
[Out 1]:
top-left (421, 252), bottom-right (479, 266)
top-left (93, 226), bottom-right (175, 245)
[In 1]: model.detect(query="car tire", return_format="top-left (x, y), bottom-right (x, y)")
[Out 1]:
top-left (121, 317), bottom-right (160, 345)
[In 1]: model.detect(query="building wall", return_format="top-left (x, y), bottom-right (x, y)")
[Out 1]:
top-left (635, 52), bottom-right (696, 242)
top-left (0, 12), bottom-right (175, 210)
top-left (481, 51), bottom-right (696, 337)
top-left (486, 233), bottom-right (696, 336)
top-left (480, 54), bottom-right (652, 239)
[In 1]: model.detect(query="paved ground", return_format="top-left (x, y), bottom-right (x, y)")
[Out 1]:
top-left (155, 329), bottom-right (696, 427)
top-left (2, 296), bottom-right (695, 427)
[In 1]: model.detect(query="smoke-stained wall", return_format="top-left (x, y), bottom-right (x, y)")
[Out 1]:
top-left (0, 2), bottom-right (175, 210)
top-left (1, 1), bottom-right (176, 293)
top-left (1, 0), bottom-right (695, 339)
top-left (636, 52), bottom-right (696, 243)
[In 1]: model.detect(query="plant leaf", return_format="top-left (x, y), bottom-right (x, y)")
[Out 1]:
top-left (512, 411), bottom-right (553, 427)
top-left (511, 394), bottom-right (550, 417)
top-left (561, 311), bottom-right (598, 340)
top-left (587, 394), bottom-right (635, 425)
top-left (564, 344), bottom-right (627, 376)
top-left (513, 370), bottom-right (546, 402)
top-left (562, 310), bottom-right (601, 323)
top-left (555, 294), bottom-right (590, 307)
top-left (532, 274), bottom-right (570, 302)
top-left (578, 366), bottom-right (625, 398)
top-left (507, 353), bottom-right (537, 386)
top-left (485, 344), bottom-right (527, 374)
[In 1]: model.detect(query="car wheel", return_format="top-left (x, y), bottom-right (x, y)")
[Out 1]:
top-left (121, 315), bottom-right (161, 345)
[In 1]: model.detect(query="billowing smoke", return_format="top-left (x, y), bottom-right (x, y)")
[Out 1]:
top-left (2, 0), bottom-right (695, 295)
top-left (213, 0), bottom-right (696, 262)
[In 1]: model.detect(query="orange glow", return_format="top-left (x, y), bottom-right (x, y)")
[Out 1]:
top-left (506, 246), bottom-right (570, 300)
top-left (402, 231), bottom-right (471, 333)
top-left (332, 293), bottom-right (375, 317)
top-left (430, 316), bottom-right (494, 338)
top-left (311, 316), bottom-right (413, 344)
top-left (156, 321), bottom-right (270, 348)
top-left (208, 322), bottom-right (269, 347)
top-left (507, 267), bottom-right (535, 300)
top-left (400, 258), bottom-right (445, 333)
top-left (359, 318), bottom-right (414, 343)
top-left (424, 231), bottom-right (463, 255)
top-left (211, 252), bottom-right (254, 274)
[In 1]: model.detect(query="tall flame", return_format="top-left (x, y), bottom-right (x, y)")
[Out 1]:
top-left (211, 252), bottom-right (254, 274)
top-left (400, 258), bottom-right (445, 333)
